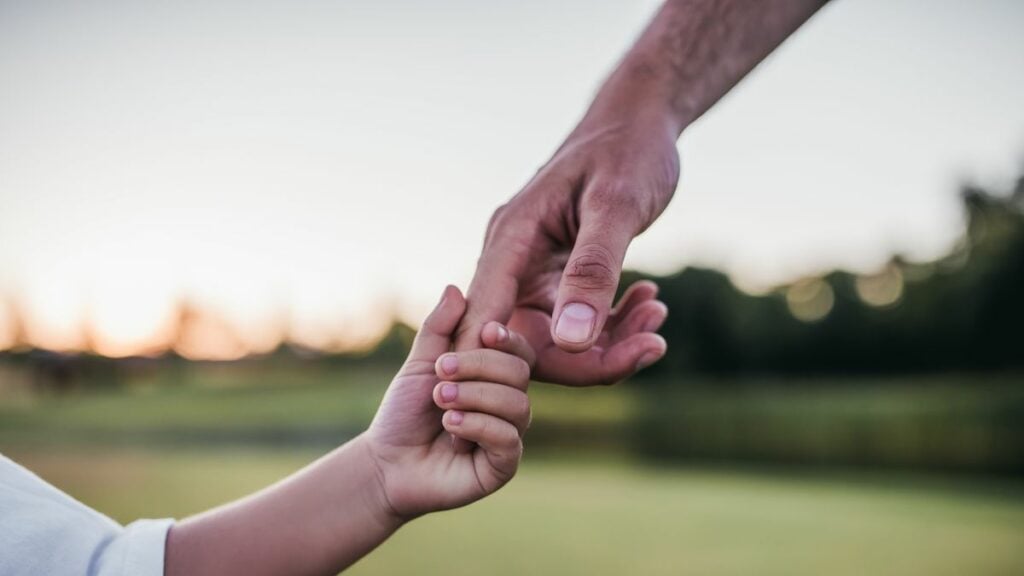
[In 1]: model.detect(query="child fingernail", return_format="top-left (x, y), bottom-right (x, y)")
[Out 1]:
top-left (447, 410), bottom-right (464, 425)
top-left (440, 354), bottom-right (458, 375)
top-left (496, 324), bottom-right (509, 342)
top-left (441, 383), bottom-right (458, 402)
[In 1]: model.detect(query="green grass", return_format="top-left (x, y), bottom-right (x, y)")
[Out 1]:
top-left (5, 367), bottom-right (1021, 473)
top-left (9, 448), bottom-right (1024, 576)
top-left (0, 364), bottom-right (390, 430)
top-left (637, 375), bottom-right (1024, 471)
top-left (3, 364), bottom-right (1023, 574)
top-left (0, 362), bottom-right (638, 449)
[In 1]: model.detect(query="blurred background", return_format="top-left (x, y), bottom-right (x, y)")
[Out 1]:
top-left (2, 0), bottom-right (1023, 574)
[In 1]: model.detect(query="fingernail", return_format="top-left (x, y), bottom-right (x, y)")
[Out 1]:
top-left (643, 317), bottom-right (662, 333)
top-left (496, 324), bottom-right (509, 343)
top-left (555, 303), bottom-right (596, 344)
top-left (636, 351), bottom-right (661, 371)
top-left (441, 383), bottom-right (458, 402)
top-left (447, 410), bottom-right (464, 425)
top-left (440, 354), bottom-right (458, 375)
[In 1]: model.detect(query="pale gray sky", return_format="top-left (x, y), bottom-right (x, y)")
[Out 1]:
top-left (1, 0), bottom-right (1022, 356)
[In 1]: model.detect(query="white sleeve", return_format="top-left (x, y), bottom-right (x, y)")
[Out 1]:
top-left (0, 453), bottom-right (174, 576)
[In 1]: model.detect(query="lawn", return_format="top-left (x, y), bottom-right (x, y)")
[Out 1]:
top-left (0, 363), bottom-right (639, 449)
top-left (9, 448), bottom-right (1024, 576)
top-left (2, 363), bottom-right (1023, 574)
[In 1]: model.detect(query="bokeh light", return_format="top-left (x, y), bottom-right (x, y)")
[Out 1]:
top-left (786, 278), bottom-right (835, 322)
top-left (855, 265), bottom-right (905, 308)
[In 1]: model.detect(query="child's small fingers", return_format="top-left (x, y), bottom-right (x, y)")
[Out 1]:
top-left (433, 381), bottom-right (531, 435)
top-left (443, 410), bottom-right (522, 483)
top-left (435, 349), bottom-right (530, 390)
top-left (480, 322), bottom-right (536, 369)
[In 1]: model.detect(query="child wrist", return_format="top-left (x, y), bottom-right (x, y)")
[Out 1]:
top-left (351, 434), bottom-right (409, 530)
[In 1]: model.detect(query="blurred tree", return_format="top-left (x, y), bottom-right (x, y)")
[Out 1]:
top-left (627, 171), bottom-right (1024, 378)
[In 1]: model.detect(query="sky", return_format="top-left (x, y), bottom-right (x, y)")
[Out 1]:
top-left (1, 0), bottom-right (1022, 358)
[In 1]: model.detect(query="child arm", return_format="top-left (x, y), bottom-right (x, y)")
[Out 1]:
top-left (164, 435), bottom-right (398, 576)
top-left (165, 286), bottom-right (533, 575)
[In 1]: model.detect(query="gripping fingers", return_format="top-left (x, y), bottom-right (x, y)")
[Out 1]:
top-left (479, 321), bottom-right (536, 369)
top-left (435, 349), bottom-right (531, 390)
top-left (433, 381), bottom-right (531, 435)
top-left (443, 410), bottom-right (523, 483)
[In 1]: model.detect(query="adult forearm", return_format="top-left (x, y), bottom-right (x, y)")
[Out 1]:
top-left (165, 434), bottom-right (401, 576)
top-left (588, 0), bottom-right (828, 135)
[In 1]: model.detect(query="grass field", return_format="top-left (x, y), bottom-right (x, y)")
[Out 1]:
top-left (0, 363), bottom-right (638, 450)
top-left (9, 448), bottom-right (1024, 576)
top-left (2, 362), bottom-right (1023, 574)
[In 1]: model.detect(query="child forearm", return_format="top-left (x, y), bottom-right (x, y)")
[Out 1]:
top-left (164, 434), bottom-right (401, 576)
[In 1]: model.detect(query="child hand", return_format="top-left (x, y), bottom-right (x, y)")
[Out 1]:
top-left (363, 285), bottom-right (534, 521)
top-left (165, 287), bottom-right (530, 575)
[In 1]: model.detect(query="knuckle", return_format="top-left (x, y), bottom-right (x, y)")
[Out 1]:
top-left (493, 453), bottom-right (518, 483)
top-left (585, 182), bottom-right (635, 214)
top-left (513, 358), bottom-right (531, 387)
top-left (500, 421), bottom-right (520, 446)
top-left (484, 201), bottom-right (536, 251)
top-left (510, 439), bottom-right (524, 463)
top-left (478, 416), bottom-right (493, 437)
top-left (484, 208), bottom-right (509, 246)
top-left (486, 202), bottom-right (509, 232)
top-left (584, 179), bottom-right (661, 237)
top-left (473, 384), bottom-right (488, 406)
top-left (485, 200), bottom-right (523, 239)
top-left (514, 392), bottom-right (531, 420)
top-left (565, 243), bottom-right (619, 292)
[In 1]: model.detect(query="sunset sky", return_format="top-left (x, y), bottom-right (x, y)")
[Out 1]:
top-left (1, 0), bottom-right (1022, 358)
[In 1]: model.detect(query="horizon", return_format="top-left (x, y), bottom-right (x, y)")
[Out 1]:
top-left (2, 0), bottom-right (1023, 359)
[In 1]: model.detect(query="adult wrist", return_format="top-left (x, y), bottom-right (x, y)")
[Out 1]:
top-left (587, 51), bottom-right (690, 138)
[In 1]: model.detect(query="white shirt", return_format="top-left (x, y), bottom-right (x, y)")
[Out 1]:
top-left (0, 453), bottom-right (172, 576)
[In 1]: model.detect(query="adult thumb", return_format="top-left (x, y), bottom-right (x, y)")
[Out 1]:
top-left (551, 212), bottom-right (632, 352)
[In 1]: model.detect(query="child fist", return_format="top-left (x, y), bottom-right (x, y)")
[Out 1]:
top-left (364, 285), bottom-right (534, 520)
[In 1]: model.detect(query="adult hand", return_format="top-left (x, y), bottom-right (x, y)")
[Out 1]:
top-left (451, 0), bottom-right (827, 386)
top-left (457, 106), bottom-right (678, 386)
